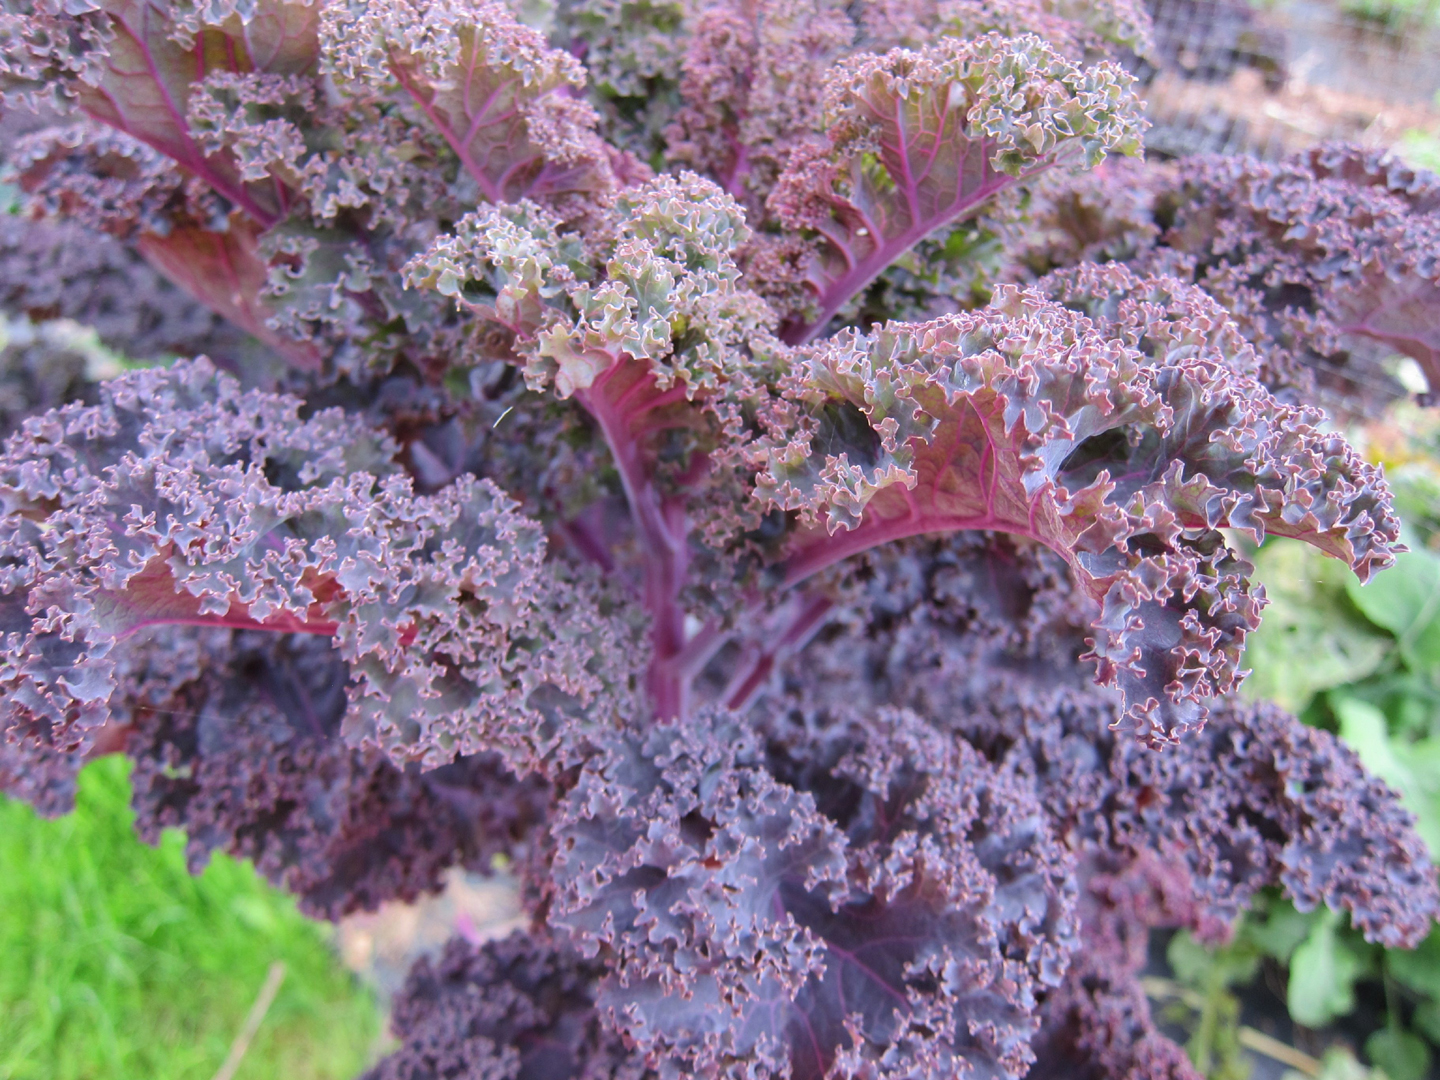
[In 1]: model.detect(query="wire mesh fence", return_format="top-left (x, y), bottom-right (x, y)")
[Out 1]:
top-left (1137, 0), bottom-right (1440, 160)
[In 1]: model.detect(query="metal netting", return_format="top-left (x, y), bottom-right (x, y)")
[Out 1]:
top-left (1136, 0), bottom-right (1440, 160)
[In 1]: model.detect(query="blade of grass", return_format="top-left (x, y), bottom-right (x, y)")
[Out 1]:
top-left (211, 962), bottom-right (287, 1080)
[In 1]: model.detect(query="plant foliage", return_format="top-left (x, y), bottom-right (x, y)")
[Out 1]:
top-left (0, 1), bottom-right (1437, 1078)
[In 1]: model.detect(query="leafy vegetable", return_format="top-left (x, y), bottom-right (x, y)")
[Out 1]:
top-left (1347, 546), bottom-right (1440, 671)
top-left (0, 2), bottom-right (1436, 1079)
top-left (1288, 909), bottom-right (1364, 1028)
top-left (1333, 695), bottom-right (1440, 854)
top-left (768, 32), bottom-right (1143, 342)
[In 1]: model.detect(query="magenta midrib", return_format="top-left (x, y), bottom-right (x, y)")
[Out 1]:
top-left (102, 7), bottom-right (280, 228)
top-left (785, 153), bottom-right (1057, 346)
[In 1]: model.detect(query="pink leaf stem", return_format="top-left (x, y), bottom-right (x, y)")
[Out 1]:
top-left (577, 363), bottom-right (695, 720)
top-left (722, 592), bottom-right (835, 711)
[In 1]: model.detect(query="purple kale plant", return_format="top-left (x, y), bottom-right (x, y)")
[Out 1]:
top-left (0, 1), bottom-right (1436, 1078)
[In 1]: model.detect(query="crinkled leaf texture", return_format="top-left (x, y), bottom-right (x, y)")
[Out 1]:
top-left (2, 0), bottom-right (630, 381)
top-left (551, 708), bottom-right (1076, 1080)
top-left (763, 531), bottom-right (1440, 940)
top-left (1130, 698), bottom-right (1440, 948)
top-left (1014, 694), bottom-right (1440, 1070)
top-left (1150, 145), bottom-right (1440, 405)
top-left (123, 629), bottom-right (551, 919)
top-left (406, 172), bottom-right (775, 715)
top-left (755, 284), bottom-right (1400, 743)
top-left (2, 1), bottom-right (326, 369)
top-left (1027, 953), bottom-right (1199, 1080)
top-left (11, 122), bottom-right (323, 372)
top-left (856, 0), bottom-right (1155, 60)
top-left (1, 6), bottom-right (1437, 1080)
top-left (0, 0), bottom-right (321, 226)
top-left (407, 172), bottom-right (772, 403)
top-left (1017, 146), bottom-right (1440, 417)
top-left (364, 930), bottom-right (651, 1080)
top-left (768, 31), bottom-right (1144, 342)
top-left (0, 358), bottom-right (639, 773)
top-left (757, 531), bottom-right (1438, 1079)
top-left (982, 681), bottom-right (1440, 952)
top-left (321, 0), bottom-right (620, 209)
top-left (0, 209), bottom-right (256, 376)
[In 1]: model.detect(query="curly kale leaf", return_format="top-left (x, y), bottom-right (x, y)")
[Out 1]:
top-left (768, 32), bottom-right (1143, 343)
top-left (754, 285), bottom-right (1399, 742)
top-left (551, 709), bottom-right (1075, 1080)
top-left (0, 359), bottom-right (640, 772)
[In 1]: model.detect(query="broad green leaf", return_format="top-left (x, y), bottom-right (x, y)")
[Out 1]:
top-left (1414, 1001), bottom-right (1440, 1046)
top-left (1388, 931), bottom-right (1440, 999)
top-left (1288, 909), bottom-right (1362, 1027)
top-left (1242, 897), bottom-right (1321, 962)
top-left (1365, 1028), bottom-right (1432, 1080)
top-left (1411, 737), bottom-right (1440, 853)
top-left (1387, 460), bottom-right (1440, 550)
top-left (1168, 930), bottom-right (1259, 989)
top-left (1347, 546), bottom-right (1440, 670)
top-left (1245, 540), bottom-right (1390, 712)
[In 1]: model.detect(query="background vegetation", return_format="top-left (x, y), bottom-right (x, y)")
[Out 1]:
top-left (1156, 402), bottom-right (1440, 1080)
top-left (0, 756), bottom-right (382, 1080)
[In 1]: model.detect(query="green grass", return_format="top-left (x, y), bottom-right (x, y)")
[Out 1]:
top-left (0, 756), bottom-right (383, 1080)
